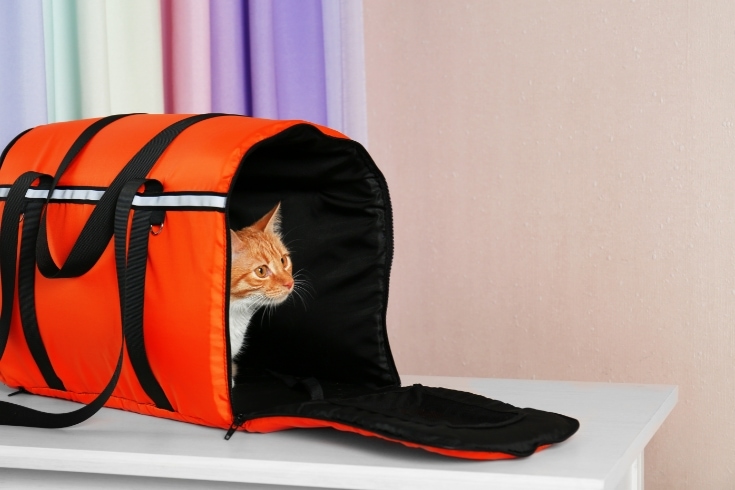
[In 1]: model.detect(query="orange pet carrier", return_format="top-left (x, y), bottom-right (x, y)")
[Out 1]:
top-left (0, 114), bottom-right (578, 459)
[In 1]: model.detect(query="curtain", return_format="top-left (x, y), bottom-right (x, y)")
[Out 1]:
top-left (43, 0), bottom-right (165, 122)
top-left (0, 1), bottom-right (47, 150)
top-left (0, 0), bottom-right (368, 152)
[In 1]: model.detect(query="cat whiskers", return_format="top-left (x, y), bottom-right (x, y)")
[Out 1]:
top-left (290, 269), bottom-right (314, 311)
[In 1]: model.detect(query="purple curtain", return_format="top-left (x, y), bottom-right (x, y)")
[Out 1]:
top-left (0, 0), bottom-right (47, 150)
top-left (210, 0), bottom-right (251, 115)
top-left (208, 0), bottom-right (341, 129)
top-left (270, 0), bottom-right (327, 124)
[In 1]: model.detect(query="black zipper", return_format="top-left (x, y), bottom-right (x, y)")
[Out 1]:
top-left (224, 413), bottom-right (246, 440)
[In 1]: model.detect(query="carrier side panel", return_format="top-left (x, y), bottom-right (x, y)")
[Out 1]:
top-left (143, 210), bottom-right (231, 428)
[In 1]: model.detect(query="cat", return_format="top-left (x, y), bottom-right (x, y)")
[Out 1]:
top-left (229, 203), bottom-right (294, 385)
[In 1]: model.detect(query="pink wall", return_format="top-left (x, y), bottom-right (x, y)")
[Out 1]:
top-left (364, 1), bottom-right (735, 487)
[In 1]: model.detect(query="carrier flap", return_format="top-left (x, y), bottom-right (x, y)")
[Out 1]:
top-left (233, 380), bottom-right (579, 460)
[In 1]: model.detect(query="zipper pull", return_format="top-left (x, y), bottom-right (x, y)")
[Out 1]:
top-left (224, 414), bottom-right (245, 440)
top-left (8, 387), bottom-right (28, 397)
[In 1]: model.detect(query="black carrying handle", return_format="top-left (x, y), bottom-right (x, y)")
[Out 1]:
top-left (17, 175), bottom-right (66, 391)
top-left (114, 179), bottom-right (173, 411)
top-left (0, 172), bottom-right (52, 360)
top-left (36, 113), bottom-right (223, 279)
top-left (0, 177), bottom-right (157, 427)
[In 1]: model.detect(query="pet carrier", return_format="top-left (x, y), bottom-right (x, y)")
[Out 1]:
top-left (0, 114), bottom-right (578, 459)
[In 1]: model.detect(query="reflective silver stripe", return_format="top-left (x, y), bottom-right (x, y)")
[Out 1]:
top-left (0, 187), bottom-right (227, 209)
top-left (30, 188), bottom-right (106, 201)
top-left (131, 194), bottom-right (227, 209)
top-left (54, 188), bottom-right (106, 201)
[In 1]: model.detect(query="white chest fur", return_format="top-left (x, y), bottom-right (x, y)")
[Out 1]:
top-left (228, 296), bottom-right (261, 360)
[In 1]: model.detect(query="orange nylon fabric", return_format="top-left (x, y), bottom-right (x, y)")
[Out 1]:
top-left (244, 416), bottom-right (551, 460)
top-left (0, 114), bottom-right (327, 429)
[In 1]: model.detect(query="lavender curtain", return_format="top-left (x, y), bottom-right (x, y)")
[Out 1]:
top-left (248, 0), bottom-right (328, 125)
top-left (210, 0), bottom-right (250, 115)
top-left (216, 0), bottom-right (367, 144)
top-left (0, 0), bottom-right (48, 150)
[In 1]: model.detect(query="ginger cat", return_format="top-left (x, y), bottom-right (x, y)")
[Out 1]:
top-left (229, 203), bottom-right (294, 384)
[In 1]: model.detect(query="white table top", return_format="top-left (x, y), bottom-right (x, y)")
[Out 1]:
top-left (0, 375), bottom-right (677, 490)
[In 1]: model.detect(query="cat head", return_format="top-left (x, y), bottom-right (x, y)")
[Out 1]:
top-left (230, 203), bottom-right (294, 304)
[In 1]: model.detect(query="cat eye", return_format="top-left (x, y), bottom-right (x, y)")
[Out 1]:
top-left (281, 255), bottom-right (291, 268)
top-left (254, 266), bottom-right (269, 278)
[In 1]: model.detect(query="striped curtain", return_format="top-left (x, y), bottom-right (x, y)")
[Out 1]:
top-left (0, 0), bottom-right (368, 151)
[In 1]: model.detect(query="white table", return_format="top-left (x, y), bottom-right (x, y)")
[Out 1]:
top-left (0, 376), bottom-right (676, 490)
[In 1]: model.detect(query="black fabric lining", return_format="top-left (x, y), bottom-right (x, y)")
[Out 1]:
top-left (231, 369), bottom-right (379, 415)
top-left (324, 385), bottom-right (526, 429)
top-left (233, 382), bottom-right (578, 456)
top-left (265, 370), bottom-right (324, 401)
top-left (228, 124), bottom-right (398, 390)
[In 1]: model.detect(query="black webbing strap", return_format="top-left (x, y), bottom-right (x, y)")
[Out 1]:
top-left (114, 179), bottom-right (172, 411)
top-left (36, 113), bottom-right (224, 279)
top-left (17, 177), bottom-right (66, 390)
top-left (0, 173), bottom-right (147, 428)
top-left (0, 172), bottom-right (50, 360)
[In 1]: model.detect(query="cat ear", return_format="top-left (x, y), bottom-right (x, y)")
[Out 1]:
top-left (252, 202), bottom-right (281, 235)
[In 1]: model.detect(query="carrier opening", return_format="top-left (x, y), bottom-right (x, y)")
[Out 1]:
top-left (227, 125), bottom-right (399, 415)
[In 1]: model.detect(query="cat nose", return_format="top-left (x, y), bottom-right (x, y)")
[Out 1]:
top-left (284, 280), bottom-right (294, 290)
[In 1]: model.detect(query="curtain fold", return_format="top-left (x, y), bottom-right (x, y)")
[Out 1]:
top-left (43, 0), bottom-right (164, 122)
top-left (248, 0), bottom-right (278, 119)
top-left (337, 0), bottom-right (368, 146)
top-left (75, 0), bottom-right (111, 116)
top-left (322, 0), bottom-right (344, 132)
top-left (43, 0), bottom-right (82, 122)
top-left (0, 0), bottom-right (368, 149)
top-left (103, 0), bottom-right (165, 115)
top-left (0, 0), bottom-right (48, 149)
top-left (209, 0), bottom-right (249, 115)
top-left (162, 0), bottom-right (212, 114)
top-left (270, 0), bottom-right (328, 125)
top-left (321, 0), bottom-right (367, 146)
